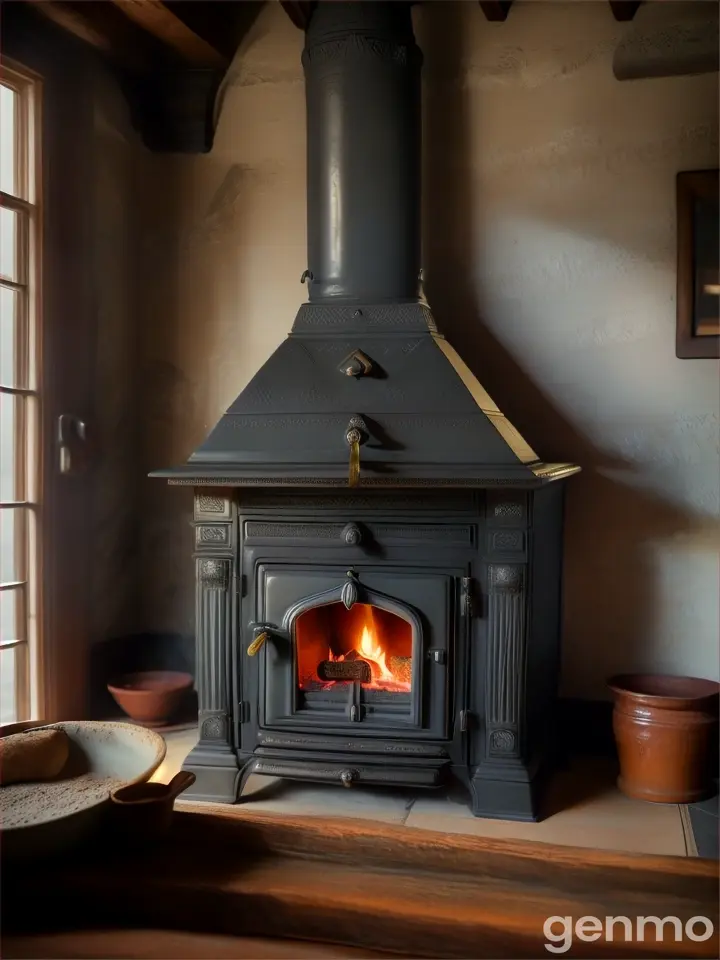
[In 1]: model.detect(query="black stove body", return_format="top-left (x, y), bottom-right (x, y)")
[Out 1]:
top-left (153, 2), bottom-right (579, 820)
top-left (186, 485), bottom-right (568, 820)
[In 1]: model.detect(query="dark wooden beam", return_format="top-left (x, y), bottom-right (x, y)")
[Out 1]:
top-left (280, 1), bottom-right (314, 31)
top-left (164, 1), bottom-right (264, 63)
top-left (26, 0), bottom-right (159, 72)
top-left (608, 1), bottom-right (642, 22)
top-left (24, 0), bottom-right (252, 153)
top-left (110, 0), bottom-right (228, 68)
top-left (479, 1), bottom-right (513, 22)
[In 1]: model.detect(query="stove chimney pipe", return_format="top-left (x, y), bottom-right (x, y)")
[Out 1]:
top-left (303, 2), bottom-right (423, 303)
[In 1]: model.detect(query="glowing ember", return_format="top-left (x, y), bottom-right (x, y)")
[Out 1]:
top-left (326, 607), bottom-right (411, 692)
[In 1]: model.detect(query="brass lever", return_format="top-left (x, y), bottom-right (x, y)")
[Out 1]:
top-left (345, 416), bottom-right (367, 488)
top-left (348, 438), bottom-right (360, 487)
top-left (247, 632), bottom-right (268, 656)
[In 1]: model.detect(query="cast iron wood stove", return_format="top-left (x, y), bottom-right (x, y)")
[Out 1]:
top-left (153, 1), bottom-right (579, 820)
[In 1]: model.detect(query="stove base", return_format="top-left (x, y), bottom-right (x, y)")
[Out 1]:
top-left (180, 741), bottom-right (547, 821)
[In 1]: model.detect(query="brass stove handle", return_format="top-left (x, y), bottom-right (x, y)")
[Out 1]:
top-left (345, 416), bottom-right (367, 488)
top-left (247, 622), bottom-right (278, 657)
top-left (247, 632), bottom-right (268, 657)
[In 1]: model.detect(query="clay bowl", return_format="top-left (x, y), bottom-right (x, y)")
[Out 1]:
top-left (107, 671), bottom-right (193, 727)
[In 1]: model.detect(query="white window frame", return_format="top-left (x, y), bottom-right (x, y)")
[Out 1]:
top-left (1, 59), bottom-right (43, 723)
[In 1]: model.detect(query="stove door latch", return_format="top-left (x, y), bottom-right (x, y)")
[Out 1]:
top-left (427, 648), bottom-right (446, 665)
top-left (247, 621), bottom-right (278, 656)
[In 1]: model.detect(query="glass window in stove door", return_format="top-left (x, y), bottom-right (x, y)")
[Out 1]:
top-left (296, 602), bottom-right (412, 694)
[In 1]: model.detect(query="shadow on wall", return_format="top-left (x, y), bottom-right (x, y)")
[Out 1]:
top-left (138, 156), bottom-right (269, 637)
top-left (418, 2), bottom-right (718, 698)
top-left (138, 156), bottom-right (196, 639)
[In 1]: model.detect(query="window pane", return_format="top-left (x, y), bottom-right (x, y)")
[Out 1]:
top-left (0, 645), bottom-right (18, 723)
top-left (0, 586), bottom-right (19, 644)
top-left (0, 509), bottom-right (23, 583)
top-left (1, 285), bottom-right (17, 386)
top-left (0, 84), bottom-right (16, 197)
top-left (0, 207), bottom-right (18, 282)
top-left (1, 393), bottom-right (18, 501)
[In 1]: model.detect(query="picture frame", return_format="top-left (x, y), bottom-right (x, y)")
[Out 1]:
top-left (676, 169), bottom-right (720, 359)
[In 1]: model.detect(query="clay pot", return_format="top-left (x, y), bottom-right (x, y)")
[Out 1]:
top-left (608, 673), bottom-right (719, 804)
top-left (107, 671), bottom-right (193, 727)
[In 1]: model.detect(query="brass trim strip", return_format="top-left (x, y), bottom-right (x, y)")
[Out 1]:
top-left (432, 334), bottom-right (539, 464)
top-left (529, 463), bottom-right (582, 480)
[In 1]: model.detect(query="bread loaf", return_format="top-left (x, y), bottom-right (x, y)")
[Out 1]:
top-left (0, 728), bottom-right (70, 786)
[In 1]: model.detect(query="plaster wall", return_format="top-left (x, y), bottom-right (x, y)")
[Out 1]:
top-left (140, 0), bottom-right (719, 697)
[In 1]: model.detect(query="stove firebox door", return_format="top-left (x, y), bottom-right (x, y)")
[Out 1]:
top-left (256, 565), bottom-right (453, 739)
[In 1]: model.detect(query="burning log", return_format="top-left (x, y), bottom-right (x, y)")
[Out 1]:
top-left (317, 659), bottom-right (372, 684)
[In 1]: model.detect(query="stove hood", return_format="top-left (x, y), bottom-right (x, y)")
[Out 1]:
top-left (153, 2), bottom-right (579, 489)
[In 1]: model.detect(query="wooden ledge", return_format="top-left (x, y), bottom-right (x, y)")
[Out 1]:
top-left (3, 810), bottom-right (719, 958)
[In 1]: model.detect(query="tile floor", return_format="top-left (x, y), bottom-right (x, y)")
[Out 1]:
top-left (154, 729), bottom-right (693, 857)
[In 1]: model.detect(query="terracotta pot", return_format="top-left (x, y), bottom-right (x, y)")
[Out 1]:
top-left (608, 673), bottom-right (719, 804)
top-left (107, 671), bottom-right (193, 727)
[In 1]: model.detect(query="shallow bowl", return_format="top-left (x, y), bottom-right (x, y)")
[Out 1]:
top-left (0, 720), bottom-right (165, 860)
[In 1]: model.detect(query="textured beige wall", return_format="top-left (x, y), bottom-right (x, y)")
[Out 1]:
top-left (141, 1), bottom-right (719, 697)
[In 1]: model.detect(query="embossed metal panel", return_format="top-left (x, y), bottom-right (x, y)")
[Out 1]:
top-left (243, 519), bottom-right (474, 549)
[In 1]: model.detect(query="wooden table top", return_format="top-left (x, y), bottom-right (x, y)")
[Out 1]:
top-left (3, 807), bottom-right (719, 959)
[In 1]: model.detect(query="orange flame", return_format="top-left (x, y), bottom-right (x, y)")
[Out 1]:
top-left (329, 606), bottom-right (410, 692)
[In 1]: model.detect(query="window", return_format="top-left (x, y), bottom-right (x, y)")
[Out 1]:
top-left (1, 61), bottom-right (41, 724)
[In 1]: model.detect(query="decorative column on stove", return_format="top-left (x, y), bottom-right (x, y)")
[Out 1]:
top-left (485, 564), bottom-right (527, 760)
top-left (181, 491), bottom-right (240, 802)
top-left (471, 493), bottom-right (535, 820)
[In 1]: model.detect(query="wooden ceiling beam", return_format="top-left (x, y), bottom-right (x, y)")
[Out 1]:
top-left (23, 0), bottom-right (264, 153)
top-left (608, 1), bottom-right (642, 22)
top-left (479, 1), bottom-right (513, 22)
top-left (27, 0), bottom-right (158, 72)
top-left (110, 0), bottom-right (228, 68)
top-left (163, 1), bottom-right (263, 62)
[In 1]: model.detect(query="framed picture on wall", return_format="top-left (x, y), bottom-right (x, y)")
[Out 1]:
top-left (676, 169), bottom-right (719, 359)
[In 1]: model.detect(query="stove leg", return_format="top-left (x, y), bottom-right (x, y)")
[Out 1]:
top-left (469, 766), bottom-right (545, 822)
top-left (179, 741), bottom-right (241, 803)
top-left (236, 755), bottom-right (260, 801)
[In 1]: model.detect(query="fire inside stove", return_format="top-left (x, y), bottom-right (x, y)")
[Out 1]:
top-left (296, 602), bottom-right (412, 693)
